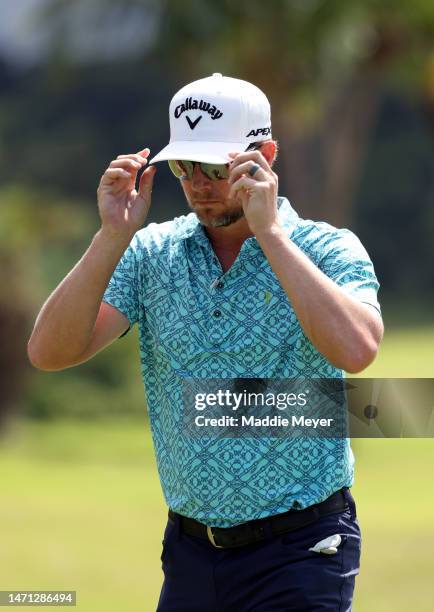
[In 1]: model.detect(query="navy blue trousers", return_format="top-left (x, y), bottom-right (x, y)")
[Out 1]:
top-left (157, 488), bottom-right (361, 612)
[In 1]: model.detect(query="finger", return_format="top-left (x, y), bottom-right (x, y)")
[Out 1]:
top-left (228, 174), bottom-right (257, 199)
top-left (229, 150), bottom-right (271, 172)
top-left (228, 160), bottom-right (267, 184)
top-left (137, 165), bottom-right (157, 199)
top-left (229, 149), bottom-right (269, 168)
top-left (116, 153), bottom-right (149, 164)
top-left (227, 150), bottom-right (245, 162)
top-left (109, 159), bottom-right (143, 171)
top-left (103, 168), bottom-right (132, 182)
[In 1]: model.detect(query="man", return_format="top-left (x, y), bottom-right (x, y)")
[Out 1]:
top-left (28, 73), bottom-right (383, 611)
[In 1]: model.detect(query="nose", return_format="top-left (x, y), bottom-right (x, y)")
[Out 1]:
top-left (190, 163), bottom-right (211, 193)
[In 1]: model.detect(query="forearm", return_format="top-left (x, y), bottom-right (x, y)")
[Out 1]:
top-left (256, 225), bottom-right (383, 373)
top-left (27, 228), bottom-right (131, 369)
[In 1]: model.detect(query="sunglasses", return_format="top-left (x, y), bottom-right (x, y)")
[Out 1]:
top-left (168, 144), bottom-right (260, 182)
top-left (168, 159), bottom-right (229, 181)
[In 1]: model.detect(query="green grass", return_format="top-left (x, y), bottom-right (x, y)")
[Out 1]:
top-left (1, 422), bottom-right (434, 612)
top-left (0, 421), bottom-right (167, 612)
top-left (1, 324), bottom-right (433, 611)
top-left (360, 298), bottom-right (434, 378)
top-left (359, 325), bottom-right (434, 377)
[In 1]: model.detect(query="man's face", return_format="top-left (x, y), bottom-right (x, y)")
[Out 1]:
top-left (179, 162), bottom-right (245, 228)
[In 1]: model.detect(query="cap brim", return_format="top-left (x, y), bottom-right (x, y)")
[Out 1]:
top-left (148, 141), bottom-right (248, 165)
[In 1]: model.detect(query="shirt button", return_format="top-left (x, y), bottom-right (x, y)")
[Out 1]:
top-left (216, 281), bottom-right (224, 289)
top-left (213, 309), bottom-right (222, 318)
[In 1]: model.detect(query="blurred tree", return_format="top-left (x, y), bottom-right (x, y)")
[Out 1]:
top-left (2, 0), bottom-right (434, 423)
top-left (39, 0), bottom-right (434, 227)
top-left (0, 272), bottom-right (27, 428)
top-left (0, 186), bottom-right (90, 425)
top-left (0, 60), bottom-right (177, 218)
top-left (0, 186), bottom-right (143, 424)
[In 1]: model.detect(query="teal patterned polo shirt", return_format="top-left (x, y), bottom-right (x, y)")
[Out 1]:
top-left (103, 197), bottom-right (381, 527)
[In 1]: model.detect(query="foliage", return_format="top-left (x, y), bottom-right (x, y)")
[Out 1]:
top-left (0, 186), bottom-right (144, 421)
top-left (0, 1), bottom-right (433, 422)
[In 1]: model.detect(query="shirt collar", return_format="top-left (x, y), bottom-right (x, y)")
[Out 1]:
top-left (277, 196), bottom-right (300, 237)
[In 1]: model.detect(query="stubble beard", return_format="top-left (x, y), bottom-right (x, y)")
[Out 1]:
top-left (190, 201), bottom-right (245, 228)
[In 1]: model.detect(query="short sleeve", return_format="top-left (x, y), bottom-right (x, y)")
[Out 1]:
top-left (317, 228), bottom-right (381, 314)
top-left (102, 233), bottom-right (141, 327)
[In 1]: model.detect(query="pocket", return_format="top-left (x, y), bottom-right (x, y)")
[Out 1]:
top-left (338, 510), bottom-right (362, 575)
top-left (280, 510), bottom-right (343, 548)
top-left (338, 508), bottom-right (362, 542)
top-left (276, 511), bottom-right (361, 609)
top-left (279, 509), bottom-right (361, 567)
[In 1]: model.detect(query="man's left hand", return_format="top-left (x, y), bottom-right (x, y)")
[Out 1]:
top-left (227, 149), bottom-right (279, 235)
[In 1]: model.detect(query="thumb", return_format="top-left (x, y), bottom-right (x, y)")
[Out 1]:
top-left (138, 165), bottom-right (156, 200)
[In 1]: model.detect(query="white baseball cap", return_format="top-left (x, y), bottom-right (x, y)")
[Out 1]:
top-left (149, 73), bottom-right (272, 165)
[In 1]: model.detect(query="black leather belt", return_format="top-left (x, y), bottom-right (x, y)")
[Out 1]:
top-left (168, 488), bottom-right (348, 549)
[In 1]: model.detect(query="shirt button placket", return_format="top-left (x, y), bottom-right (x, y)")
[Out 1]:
top-left (210, 276), bottom-right (225, 344)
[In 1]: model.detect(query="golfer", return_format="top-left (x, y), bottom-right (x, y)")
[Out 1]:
top-left (28, 73), bottom-right (383, 611)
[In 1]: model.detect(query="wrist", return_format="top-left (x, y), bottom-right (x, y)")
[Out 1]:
top-left (254, 221), bottom-right (284, 243)
top-left (98, 225), bottom-right (134, 245)
top-left (95, 227), bottom-right (134, 253)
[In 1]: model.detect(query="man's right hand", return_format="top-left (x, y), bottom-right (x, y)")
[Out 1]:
top-left (97, 148), bottom-right (156, 241)
top-left (28, 149), bottom-right (156, 371)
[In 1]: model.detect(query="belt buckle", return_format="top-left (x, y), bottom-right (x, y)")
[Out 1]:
top-left (206, 525), bottom-right (225, 548)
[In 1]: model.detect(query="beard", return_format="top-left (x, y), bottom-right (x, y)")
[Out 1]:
top-left (190, 202), bottom-right (245, 228)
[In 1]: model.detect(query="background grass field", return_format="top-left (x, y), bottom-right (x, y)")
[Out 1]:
top-left (1, 323), bottom-right (433, 611)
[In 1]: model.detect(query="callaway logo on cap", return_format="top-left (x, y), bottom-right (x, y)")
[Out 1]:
top-left (149, 73), bottom-right (272, 165)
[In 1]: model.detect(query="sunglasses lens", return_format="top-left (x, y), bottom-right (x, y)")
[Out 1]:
top-left (169, 160), bottom-right (194, 179)
top-left (168, 160), bottom-right (228, 180)
top-left (201, 163), bottom-right (229, 180)
top-left (168, 159), bottom-right (183, 178)
top-left (172, 160), bottom-right (194, 179)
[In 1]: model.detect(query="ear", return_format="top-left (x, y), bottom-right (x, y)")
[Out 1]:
top-left (258, 140), bottom-right (277, 167)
